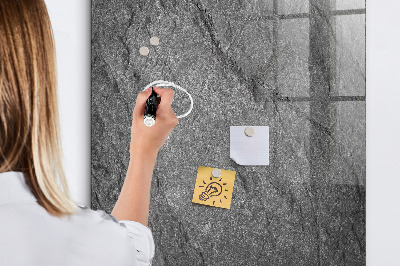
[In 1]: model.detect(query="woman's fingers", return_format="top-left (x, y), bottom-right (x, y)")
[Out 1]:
top-left (132, 86), bottom-right (176, 123)
top-left (132, 88), bottom-right (152, 119)
top-left (153, 87), bottom-right (175, 109)
top-left (153, 87), bottom-right (178, 125)
top-left (152, 86), bottom-right (166, 95)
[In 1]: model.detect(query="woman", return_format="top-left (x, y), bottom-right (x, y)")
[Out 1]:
top-left (0, 0), bottom-right (178, 265)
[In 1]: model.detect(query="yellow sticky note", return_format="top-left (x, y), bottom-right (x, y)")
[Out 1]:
top-left (192, 166), bottom-right (236, 209)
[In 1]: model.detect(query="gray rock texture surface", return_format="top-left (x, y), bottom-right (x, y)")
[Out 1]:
top-left (91, 0), bottom-right (365, 265)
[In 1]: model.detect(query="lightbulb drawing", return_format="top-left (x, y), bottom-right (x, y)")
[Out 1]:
top-left (199, 182), bottom-right (222, 201)
top-left (192, 166), bottom-right (236, 209)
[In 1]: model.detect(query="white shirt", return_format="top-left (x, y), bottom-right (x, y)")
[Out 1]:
top-left (0, 171), bottom-right (154, 266)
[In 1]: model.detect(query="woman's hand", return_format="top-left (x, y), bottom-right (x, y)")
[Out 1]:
top-left (113, 87), bottom-right (177, 224)
top-left (130, 86), bottom-right (179, 157)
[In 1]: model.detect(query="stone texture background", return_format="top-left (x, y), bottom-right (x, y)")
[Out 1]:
top-left (91, 0), bottom-right (365, 265)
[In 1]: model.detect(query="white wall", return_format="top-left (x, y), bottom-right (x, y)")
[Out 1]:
top-left (44, 0), bottom-right (400, 262)
top-left (367, 0), bottom-right (400, 265)
top-left (45, 0), bottom-right (91, 207)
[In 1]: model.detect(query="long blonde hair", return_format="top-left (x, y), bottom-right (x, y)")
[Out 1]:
top-left (0, 0), bottom-right (76, 216)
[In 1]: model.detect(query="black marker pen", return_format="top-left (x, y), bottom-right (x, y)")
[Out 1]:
top-left (143, 87), bottom-right (158, 127)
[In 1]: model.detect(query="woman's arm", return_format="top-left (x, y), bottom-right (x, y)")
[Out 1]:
top-left (111, 148), bottom-right (157, 226)
top-left (111, 87), bottom-right (178, 226)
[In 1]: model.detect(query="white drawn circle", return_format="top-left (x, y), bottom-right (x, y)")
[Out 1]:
top-left (142, 80), bottom-right (194, 119)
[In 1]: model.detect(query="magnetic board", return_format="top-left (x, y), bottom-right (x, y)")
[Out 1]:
top-left (91, 0), bottom-right (366, 264)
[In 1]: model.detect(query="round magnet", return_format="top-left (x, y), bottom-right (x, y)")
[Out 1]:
top-left (149, 36), bottom-right (160, 46)
top-left (139, 46), bottom-right (149, 56)
top-left (244, 126), bottom-right (255, 137)
top-left (211, 168), bottom-right (222, 178)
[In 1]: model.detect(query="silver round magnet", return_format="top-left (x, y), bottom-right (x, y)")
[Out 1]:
top-left (149, 36), bottom-right (160, 46)
top-left (139, 46), bottom-right (149, 56)
top-left (244, 126), bottom-right (255, 137)
top-left (211, 168), bottom-right (222, 178)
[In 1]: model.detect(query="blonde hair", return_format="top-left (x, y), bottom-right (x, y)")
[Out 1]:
top-left (0, 0), bottom-right (77, 216)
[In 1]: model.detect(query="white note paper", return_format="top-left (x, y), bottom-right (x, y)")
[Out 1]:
top-left (230, 126), bottom-right (269, 166)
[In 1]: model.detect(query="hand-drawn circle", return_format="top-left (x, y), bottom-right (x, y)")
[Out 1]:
top-left (142, 80), bottom-right (194, 119)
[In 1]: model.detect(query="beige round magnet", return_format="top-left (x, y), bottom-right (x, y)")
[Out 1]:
top-left (244, 126), bottom-right (255, 137)
top-left (149, 36), bottom-right (160, 46)
top-left (139, 46), bottom-right (149, 56)
top-left (211, 168), bottom-right (222, 178)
